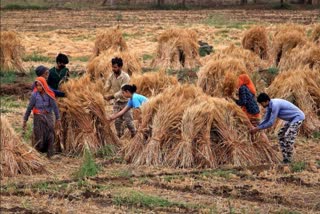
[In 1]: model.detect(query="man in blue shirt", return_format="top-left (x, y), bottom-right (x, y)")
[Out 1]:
top-left (251, 93), bottom-right (305, 164)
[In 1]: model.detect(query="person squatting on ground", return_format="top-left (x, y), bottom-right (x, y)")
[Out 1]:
top-left (32, 65), bottom-right (65, 97)
top-left (105, 57), bottom-right (136, 138)
top-left (23, 77), bottom-right (61, 158)
top-left (47, 53), bottom-right (70, 90)
top-left (107, 84), bottom-right (148, 123)
top-left (250, 93), bottom-right (305, 164)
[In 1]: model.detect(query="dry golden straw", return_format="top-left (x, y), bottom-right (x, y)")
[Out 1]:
top-left (151, 29), bottom-right (201, 70)
top-left (129, 70), bottom-right (179, 97)
top-left (57, 76), bottom-right (120, 155)
top-left (0, 31), bottom-right (26, 73)
top-left (1, 116), bottom-right (47, 177)
top-left (242, 26), bottom-right (269, 60)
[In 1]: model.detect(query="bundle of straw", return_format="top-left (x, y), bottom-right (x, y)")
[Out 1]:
top-left (151, 29), bottom-right (201, 70)
top-left (242, 26), bottom-right (269, 60)
top-left (129, 70), bottom-right (178, 97)
top-left (279, 43), bottom-right (320, 71)
top-left (267, 68), bottom-right (320, 136)
top-left (311, 24), bottom-right (320, 44)
top-left (123, 86), bottom-right (279, 168)
top-left (0, 116), bottom-right (47, 177)
top-left (57, 76), bottom-right (120, 155)
top-left (123, 84), bottom-right (203, 163)
top-left (92, 27), bottom-right (128, 58)
top-left (273, 30), bottom-right (306, 66)
top-left (0, 31), bottom-right (26, 73)
top-left (87, 49), bottom-right (141, 81)
top-left (197, 57), bottom-right (247, 98)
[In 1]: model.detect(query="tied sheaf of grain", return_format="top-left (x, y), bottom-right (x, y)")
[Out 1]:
top-left (87, 27), bottom-right (141, 81)
top-left (0, 31), bottom-right (26, 73)
top-left (0, 116), bottom-right (47, 177)
top-left (267, 68), bottom-right (320, 136)
top-left (242, 26), bottom-right (269, 60)
top-left (151, 29), bottom-right (202, 70)
top-left (57, 76), bottom-right (120, 155)
top-left (123, 85), bottom-right (279, 168)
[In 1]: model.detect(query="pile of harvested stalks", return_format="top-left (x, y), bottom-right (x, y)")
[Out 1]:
top-left (57, 76), bottom-right (120, 155)
top-left (242, 26), bottom-right (269, 60)
top-left (1, 116), bottom-right (47, 177)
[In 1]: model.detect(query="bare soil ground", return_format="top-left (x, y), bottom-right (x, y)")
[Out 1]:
top-left (1, 9), bottom-right (320, 213)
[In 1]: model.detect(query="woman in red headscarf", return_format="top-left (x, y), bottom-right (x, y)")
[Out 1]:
top-left (234, 74), bottom-right (261, 126)
top-left (23, 77), bottom-right (60, 158)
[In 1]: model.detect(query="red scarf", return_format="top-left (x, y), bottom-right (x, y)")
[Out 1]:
top-left (32, 77), bottom-right (56, 114)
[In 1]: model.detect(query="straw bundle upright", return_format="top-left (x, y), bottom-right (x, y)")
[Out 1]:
top-left (267, 68), bottom-right (320, 136)
top-left (279, 43), bottom-right (320, 71)
top-left (0, 31), bottom-right (26, 73)
top-left (1, 116), bottom-right (47, 177)
top-left (57, 76), bottom-right (120, 155)
top-left (92, 28), bottom-right (128, 57)
top-left (129, 70), bottom-right (178, 97)
top-left (242, 26), bottom-right (269, 60)
top-left (197, 58), bottom-right (247, 98)
top-left (151, 29), bottom-right (201, 70)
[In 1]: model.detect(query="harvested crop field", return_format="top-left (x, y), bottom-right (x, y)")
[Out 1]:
top-left (1, 6), bottom-right (320, 214)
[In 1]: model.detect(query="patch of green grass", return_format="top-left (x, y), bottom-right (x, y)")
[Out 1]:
top-left (291, 161), bottom-right (306, 173)
top-left (163, 175), bottom-right (183, 183)
top-left (204, 14), bottom-right (252, 29)
top-left (116, 13), bottom-right (123, 22)
top-left (96, 144), bottom-right (116, 159)
top-left (312, 131), bottom-right (320, 139)
top-left (142, 54), bottom-right (153, 61)
top-left (267, 67), bottom-right (279, 75)
top-left (316, 160), bottom-right (320, 167)
top-left (23, 52), bottom-right (52, 62)
top-left (0, 70), bottom-right (17, 84)
top-left (72, 56), bottom-right (90, 62)
top-left (113, 190), bottom-right (191, 209)
top-left (3, 4), bottom-right (49, 10)
top-left (235, 42), bottom-right (241, 46)
top-left (74, 147), bottom-right (100, 179)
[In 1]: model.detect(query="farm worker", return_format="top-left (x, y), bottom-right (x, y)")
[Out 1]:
top-left (234, 74), bottom-right (261, 126)
top-left (251, 93), bottom-right (305, 164)
top-left (23, 77), bottom-right (61, 158)
top-left (32, 65), bottom-right (65, 97)
top-left (47, 53), bottom-right (70, 90)
top-left (105, 57), bottom-right (135, 138)
top-left (107, 84), bottom-right (148, 123)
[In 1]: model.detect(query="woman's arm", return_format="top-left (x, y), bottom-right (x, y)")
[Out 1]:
top-left (235, 86), bottom-right (247, 106)
top-left (23, 94), bottom-right (36, 122)
top-left (109, 106), bottom-right (131, 121)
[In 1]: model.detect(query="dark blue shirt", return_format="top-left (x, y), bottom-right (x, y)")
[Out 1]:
top-left (236, 85), bottom-right (260, 115)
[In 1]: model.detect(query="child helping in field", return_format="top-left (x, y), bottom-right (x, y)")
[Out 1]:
top-left (23, 77), bottom-right (61, 158)
top-left (32, 65), bottom-right (65, 97)
top-left (107, 84), bottom-right (148, 135)
top-left (47, 53), bottom-right (70, 90)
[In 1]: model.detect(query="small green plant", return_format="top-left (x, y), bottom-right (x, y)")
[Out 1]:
top-left (316, 160), bottom-right (320, 167)
top-left (228, 200), bottom-right (235, 214)
top-left (312, 131), bottom-right (320, 139)
top-left (142, 54), bottom-right (153, 61)
top-left (116, 13), bottom-right (123, 22)
top-left (268, 67), bottom-right (279, 75)
top-left (291, 161), bottom-right (306, 173)
top-left (96, 144), bottom-right (116, 159)
top-left (23, 52), bottom-right (52, 62)
top-left (74, 147), bottom-right (100, 179)
top-left (112, 169), bottom-right (132, 178)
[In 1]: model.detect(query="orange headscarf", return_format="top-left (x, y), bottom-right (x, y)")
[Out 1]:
top-left (237, 74), bottom-right (256, 95)
top-left (34, 77), bottom-right (56, 100)
top-left (32, 77), bottom-right (56, 114)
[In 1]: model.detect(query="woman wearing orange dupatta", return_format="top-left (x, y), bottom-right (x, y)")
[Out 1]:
top-left (235, 74), bottom-right (261, 126)
top-left (23, 77), bottom-right (60, 158)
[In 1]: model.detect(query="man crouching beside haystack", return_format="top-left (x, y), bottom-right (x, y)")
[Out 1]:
top-left (105, 57), bottom-right (136, 138)
top-left (251, 93), bottom-right (305, 164)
